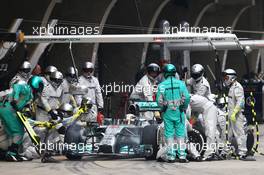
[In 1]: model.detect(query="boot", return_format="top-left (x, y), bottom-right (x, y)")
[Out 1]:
top-left (41, 153), bottom-right (60, 163)
top-left (202, 154), bottom-right (218, 161)
top-left (166, 153), bottom-right (176, 163)
top-left (239, 155), bottom-right (256, 161)
top-left (179, 158), bottom-right (189, 163)
top-left (5, 143), bottom-right (23, 162)
top-left (193, 155), bottom-right (202, 162)
top-left (166, 138), bottom-right (176, 163)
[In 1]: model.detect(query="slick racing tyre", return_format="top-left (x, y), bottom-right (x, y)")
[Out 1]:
top-left (142, 125), bottom-right (159, 160)
top-left (188, 128), bottom-right (205, 154)
top-left (247, 129), bottom-right (254, 152)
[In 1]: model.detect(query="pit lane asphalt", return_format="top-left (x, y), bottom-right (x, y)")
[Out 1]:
top-left (1, 155), bottom-right (264, 175)
top-left (1, 125), bottom-right (264, 175)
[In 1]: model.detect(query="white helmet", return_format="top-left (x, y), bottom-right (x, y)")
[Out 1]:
top-left (59, 103), bottom-right (74, 118)
top-left (59, 103), bottom-right (73, 112)
top-left (20, 61), bottom-right (31, 70)
top-left (50, 71), bottom-right (63, 88)
top-left (66, 66), bottom-right (78, 83)
top-left (147, 63), bottom-right (160, 73)
top-left (66, 66), bottom-right (78, 77)
top-left (45, 66), bottom-right (57, 76)
top-left (222, 69), bottom-right (237, 87)
top-left (147, 63), bottom-right (160, 79)
top-left (82, 62), bottom-right (94, 78)
top-left (191, 64), bottom-right (204, 81)
top-left (19, 61), bottom-right (32, 78)
top-left (83, 62), bottom-right (94, 70)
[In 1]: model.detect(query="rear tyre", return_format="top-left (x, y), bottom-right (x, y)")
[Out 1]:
top-left (187, 128), bottom-right (205, 154)
top-left (142, 125), bottom-right (159, 160)
top-left (246, 129), bottom-right (254, 153)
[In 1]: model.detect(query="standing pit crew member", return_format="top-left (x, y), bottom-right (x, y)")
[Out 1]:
top-left (10, 61), bottom-right (32, 87)
top-left (43, 66), bottom-right (58, 82)
top-left (223, 69), bottom-right (255, 161)
top-left (79, 61), bottom-right (104, 124)
top-left (61, 66), bottom-right (78, 108)
top-left (156, 64), bottom-right (190, 163)
top-left (130, 63), bottom-right (160, 121)
top-left (36, 71), bottom-right (64, 122)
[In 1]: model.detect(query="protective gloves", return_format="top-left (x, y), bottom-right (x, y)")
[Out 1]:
top-left (230, 106), bottom-right (240, 122)
top-left (154, 111), bottom-right (161, 119)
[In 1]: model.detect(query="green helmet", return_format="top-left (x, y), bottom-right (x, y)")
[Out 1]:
top-left (28, 76), bottom-right (44, 93)
top-left (163, 64), bottom-right (176, 78)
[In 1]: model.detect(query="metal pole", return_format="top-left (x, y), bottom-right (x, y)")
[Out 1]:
top-left (69, 42), bottom-right (79, 82)
top-left (160, 20), bottom-right (171, 62)
top-left (24, 33), bottom-right (238, 43)
top-left (153, 40), bottom-right (264, 51)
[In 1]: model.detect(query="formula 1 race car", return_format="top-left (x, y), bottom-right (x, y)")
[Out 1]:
top-left (64, 101), bottom-right (204, 161)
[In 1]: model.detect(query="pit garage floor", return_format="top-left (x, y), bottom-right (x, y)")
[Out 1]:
top-left (1, 125), bottom-right (264, 175)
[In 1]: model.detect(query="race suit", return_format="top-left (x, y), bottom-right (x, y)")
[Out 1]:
top-left (187, 77), bottom-right (218, 158)
top-left (156, 76), bottom-right (190, 160)
top-left (10, 73), bottom-right (31, 88)
top-left (189, 94), bottom-right (217, 159)
top-left (186, 77), bottom-right (211, 98)
top-left (35, 76), bottom-right (63, 121)
top-left (61, 79), bottom-right (77, 108)
top-left (78, 75), bottom-right (103, 122)
top-left (0, 83), bottom-right (33, 145)
top-left (228, 81), bottom-right (247, 156)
